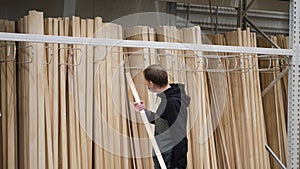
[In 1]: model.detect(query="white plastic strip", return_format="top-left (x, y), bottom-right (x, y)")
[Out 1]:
top-left (0, 32), bottom-right (293, 56)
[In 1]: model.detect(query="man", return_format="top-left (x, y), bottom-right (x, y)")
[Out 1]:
top-left (134, 64), bottom-right (190, 169)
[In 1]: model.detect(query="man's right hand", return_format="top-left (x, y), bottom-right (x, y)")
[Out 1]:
top-left (134, 101), bottom-right (145, 112)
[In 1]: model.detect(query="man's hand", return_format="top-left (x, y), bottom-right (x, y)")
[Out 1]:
top-left (134, 101), bottom-right (145, 112)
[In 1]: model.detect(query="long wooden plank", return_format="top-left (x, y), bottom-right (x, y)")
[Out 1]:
top-left (28, 10), bottom-right (41, 169)
top-left (110, 23), bottom-right (122, 169)
top-left (58, 17), bottom-right (68, 169)
top-left (182, 27), bottom-right (197, 169)
top-left (16, 17), bottom-right (26, 169)
top-left (224, 30), bottom-right (243, 169)
top-left (24, 15), bottom-right (30, 169)
top-left (242, 29), bottom-right (254, 169)
top-left (247, 30), bottom-right (259, 169)
top-left (67, 17), bottom-right (78, 169)
top-left (5, 20), bottom-right (17, 169)
top-left (35, 11), bottom-right (46, 169)
top-left (0, 19), bottom-right (7, 169)
top-left (93, 16), bottom-right (104, 169)
top-left (52, 18), bottom-right (59, 169)
top-left (0, 20), bottom-right (5, 169)
top-left (78, 18), bottom-right (88, 169)
top-left (252, 32), bottom-right (271, 169)
top-left (72, 16), bottom-right (82, 169)
top-left (86, 18), bottom-right (94, 169)
top-left (100, 22), bottom-right (114, 169)
top-left (44, 18), bottom-right (54, 169)
top-left (119, 25), bottom-right (131, 169)
top-left (104, 22), bottom-right (116, 169)
top-left (126, 72), bottom-right (167, 169)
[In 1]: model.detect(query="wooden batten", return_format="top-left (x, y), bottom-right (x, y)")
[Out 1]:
top-left (86, 18), bottom-right (94, 169)
top-left (0, 19), bottom-right (7, 169)
top-left (58, 17), bottom-right (69, 169)
top-left (93, 16), bottom-right (105, 169)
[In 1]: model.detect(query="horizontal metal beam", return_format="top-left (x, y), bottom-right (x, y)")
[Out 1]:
top-left (0, 32), bottom-right (292, 56)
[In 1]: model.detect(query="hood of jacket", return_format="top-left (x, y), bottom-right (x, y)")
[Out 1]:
top-left (157, 83), bottom-right (190, 107)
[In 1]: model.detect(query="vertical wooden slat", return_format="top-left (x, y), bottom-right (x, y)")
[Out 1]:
top-left (67, 16), bottom-right (78, 169)
top-left (58, 17), bottom-right (68, 169)
top-left (119, 24), bottom-right (132, 169)
top-left (78, 18), bottom-right (88, 169)
top-left (225, 29), bottom-right (245, 169)
top-left (100, 22), bottom-right (110, 169)
top-left (110, 23), bottom-right (122, 169)
top-left (52, 18), bottom-right (59, 169)
top-left (86, 18), bottom-right (94, 169)
top-left (27, 10), bottom-right (42, 169)
top-left (105, 22), bottom-right (116, 169)
top-left (0, 19), bottom-right (7, 169)
top-left (44, 18), bottom-right (54, 169)
top-left (93, 16), bottom-right (105, 169)
top-left (72, 16), bottom-right (82, 169)
top-left (5, 20), bottom-right (17, 169)
top-left (45, 18), bottom-right (54, 169)
top-left (16, 17), bottom-right (26, 169)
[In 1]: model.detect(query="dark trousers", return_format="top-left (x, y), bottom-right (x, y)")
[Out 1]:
top-left (153, 149), bottom-right (187, 169)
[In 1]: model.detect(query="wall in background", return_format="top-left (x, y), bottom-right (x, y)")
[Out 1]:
top-left (0, 0), bottom-right (166, 21)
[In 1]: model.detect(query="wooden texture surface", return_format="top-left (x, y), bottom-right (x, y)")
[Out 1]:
top-left (0, 11), bottom-right (290, 169)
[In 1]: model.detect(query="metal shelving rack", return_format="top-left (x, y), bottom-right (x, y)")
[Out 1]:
top-left (287, 0), bottom-right (300, 168)
top-left (168, 0), bottom-right (299, 168)
top-left (0, 0), bottom-right (298, 168)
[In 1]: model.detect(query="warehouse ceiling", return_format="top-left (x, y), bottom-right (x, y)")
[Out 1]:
top-left (161, 0), bottom-right (289, 12)
top-left (0, 0), bottom-right (290, 21)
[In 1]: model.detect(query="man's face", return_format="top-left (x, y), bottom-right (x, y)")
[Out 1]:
top-left (145, 80), bottom-right (156, 93)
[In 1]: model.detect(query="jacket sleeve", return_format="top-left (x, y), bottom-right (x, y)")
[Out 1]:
top-left (145, 110), bottom-right (156, 124)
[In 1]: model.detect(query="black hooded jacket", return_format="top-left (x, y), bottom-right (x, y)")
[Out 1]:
top-left (145, 83), bottom-right (190, 167)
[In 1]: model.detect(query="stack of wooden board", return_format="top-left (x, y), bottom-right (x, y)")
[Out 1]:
top-left (16, 10), bottom-right (45, 169)
top-left (124, 25), bottom-right (158, 169)
top-left (0, 9), bottom-right (291, 169)
top-left (257, 35), bottom-right (288, 169)
top-left (206, 28), bottom-right (272, 169)
top-left (0, 19), bottom-right (17, 169)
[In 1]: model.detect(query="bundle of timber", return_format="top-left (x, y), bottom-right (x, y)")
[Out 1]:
top-left (12, 11), bottom-right (134, 169)
top-left (0, 9), bottom-right (291, 169)
top-left (207, 28), bottom-right (272, 169)
top-left (124, 25), bottom-right (157, 169)
top-left (208, 29), bottom-right (289, 169)
top-left (0, 19), bottom-right (17, 169)
top-left (257, 35), bottom-right (289, 169)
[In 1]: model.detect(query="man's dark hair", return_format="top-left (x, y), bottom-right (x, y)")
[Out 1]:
top-left (143, 64), bottom-right (168, 87)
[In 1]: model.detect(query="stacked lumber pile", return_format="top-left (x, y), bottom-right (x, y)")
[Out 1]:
top-left (0, 10), bottom-right (290, 169)
top-left (124, 25), bottom-right (157, 169)
top-left (207, 28), bottom-right (272, 169)
top-left (257, 35), bottom-right (289, 169)
top-left (0, 19), bottom-right (17, 169)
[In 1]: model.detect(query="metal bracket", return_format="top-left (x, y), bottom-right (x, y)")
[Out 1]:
top-left (58, 47), bottom-right (82, 66)
top-left (16, 45), bottom-right (34, 64)
top-left (0, 42), bottom-right (16, 63)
